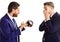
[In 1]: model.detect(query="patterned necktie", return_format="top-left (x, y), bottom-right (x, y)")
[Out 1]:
top-left (12, 18), bottom-right (20, 42)
top-left (12, 18), bottom-right (16, 24)
top-left (12, 18), bottom-right (17, 29)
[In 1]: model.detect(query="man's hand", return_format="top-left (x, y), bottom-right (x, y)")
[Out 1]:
top-left (19, 22), bottom-right (25, 30)
top-left (43, 10), bottom-right (51, 21)
top-left (19, 20), bottom-right (33, 30)
top-left (19, 22), bottom-right (28, 30)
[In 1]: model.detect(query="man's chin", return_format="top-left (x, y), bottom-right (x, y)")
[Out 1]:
top-left (12, 14), bottom-right (18, 17)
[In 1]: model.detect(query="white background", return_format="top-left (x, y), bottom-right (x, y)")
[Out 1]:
top-left (0, 0), bottom-right (60, 42)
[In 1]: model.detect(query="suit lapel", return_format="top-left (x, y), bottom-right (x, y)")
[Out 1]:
top-left (51, 12), bottom-right (59, 21)
top-left (5, 14), bottom-right (18, 31)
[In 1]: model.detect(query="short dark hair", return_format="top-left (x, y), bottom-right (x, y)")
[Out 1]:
top-left (44, 2), bottom-right (54, 8)
top-left (8, 1), bottom-right (20, 13)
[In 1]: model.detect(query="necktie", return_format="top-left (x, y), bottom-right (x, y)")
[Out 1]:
top-left (12, 18), bottom-right (17, 29)
top-left (12, 18), bottom-right (20, 42)
top-left (12, 18), bottom-right (16, 24)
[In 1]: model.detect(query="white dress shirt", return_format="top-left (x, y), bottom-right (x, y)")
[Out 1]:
top-left (7, 13), bottom-right (13, 22)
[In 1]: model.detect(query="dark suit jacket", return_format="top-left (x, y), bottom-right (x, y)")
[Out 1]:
top-left (39, 12), bottom-right (60, 42)
top-left (0, 14), bottom-right (25, 42)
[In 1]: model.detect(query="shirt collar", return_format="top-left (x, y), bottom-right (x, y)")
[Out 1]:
top-left (50, 11), bottom-right (56, 17)
top-left (7, 13), bottom-right (13, 21)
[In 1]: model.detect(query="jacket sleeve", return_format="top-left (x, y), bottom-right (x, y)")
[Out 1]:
top-left (39, 21), bottom-right (46, 31)
top-left (21, 28), bottom-right (25, 31)
top-left (0, 20), bottom-right (21, 40)
top-left (45, 19), bottom-right (60, 33)
top-left (18, 26), bottom-right (25, 31)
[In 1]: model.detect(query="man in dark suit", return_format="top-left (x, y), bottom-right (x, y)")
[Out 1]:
top-left (0, 2), bottom-right (28, 42)
top-left (39, 2), bottom-right (60, 42)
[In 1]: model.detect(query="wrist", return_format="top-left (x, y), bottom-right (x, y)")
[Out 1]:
top-left (19, 26), bottom-right (24, 30)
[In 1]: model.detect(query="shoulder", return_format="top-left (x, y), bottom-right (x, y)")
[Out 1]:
top-left (54, 12), bottom-right (60, 22)
top-left (0, 14), bottom-right (9, 23)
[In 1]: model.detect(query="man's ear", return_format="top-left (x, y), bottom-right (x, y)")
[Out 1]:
top-left (12, 9), bottom-right (15, 13)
